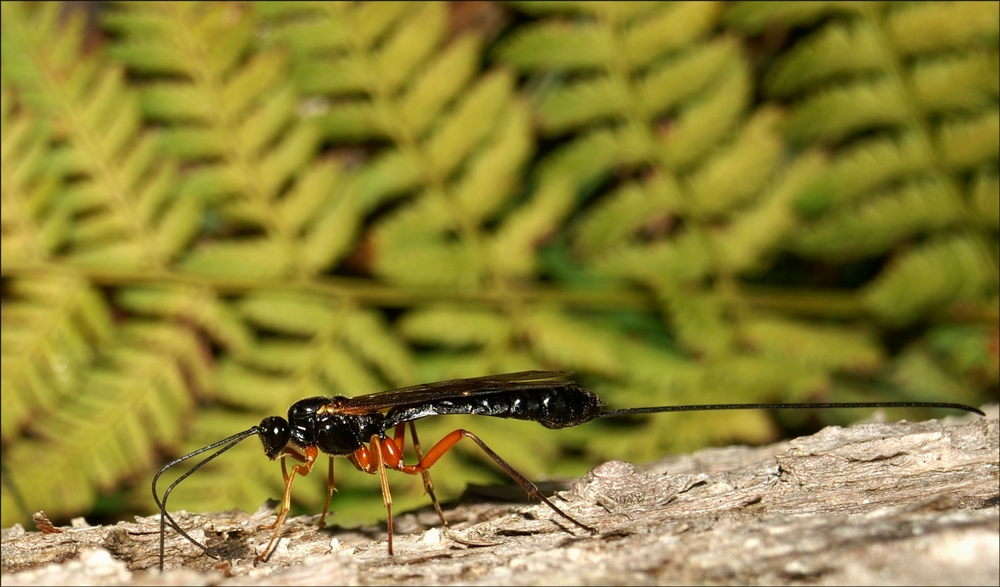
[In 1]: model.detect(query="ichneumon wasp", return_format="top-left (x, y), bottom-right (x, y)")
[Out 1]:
top-left (152, 370), bottom-right (984, 571)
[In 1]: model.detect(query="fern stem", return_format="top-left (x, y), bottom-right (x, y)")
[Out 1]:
top-left (10, 261), bottom-right (994, 323)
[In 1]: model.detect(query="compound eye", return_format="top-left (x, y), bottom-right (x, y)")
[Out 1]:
top-left (258, 416), bottom-right (290, 459)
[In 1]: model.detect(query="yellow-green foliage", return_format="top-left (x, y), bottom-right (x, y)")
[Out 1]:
top-left (2, 1), bottom-right (996, 531)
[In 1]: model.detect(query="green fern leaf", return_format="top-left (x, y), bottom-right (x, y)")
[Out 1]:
top-left (341, 310), bottom-right (415, 386)
top-left (522, 311), bottom-right (623, 376)
top-left (887, 2), bottom-right (1000, 55)
top-left (657, 287), bottom-right (731, 356)
top-left (911, 51), bottom-right (1000, 113)
top-left (724, 1), bottom-right (862, 34)
top-left (795, 177), bottom-right (964, 258)
top-left (215, 359), bottom-right (301, 411)
top-left (890, 346), bottom-right (981, 405)
top-left (742, 317), bottom-right (883, 372)
top-left (661, 60), bottom-right (752, 170)
top-left (320, 346), bottom-right (386, 396)
top-left (687, 108), bottom-right (785, 215)
top-left (717, 151), bottom-right (826, 271)
top-left (972, 171), bottom-right (1000, 228)
top-left (180, 239), bottom-right (291, 278)
top-left (257, 1), bottom-right (410, 57)
top-left (795, 132), bottom-right (930, 214)
top-left (425, 71), bottom-right (514, 180)
top-left (495, 21), bottom-right (610, 71)
top-left (236, 291), bottom-right (336, 336)
top-left (3, 3), bottom-right (188, 269)
top-left (741, 1), bottom-right (998, 337)
top-left (539, 124), bottom-right (649, 186)
top-left (0, 88), bottom-right (67, 263)
top-left (785, 78), bottom-right (907, 142)
top-left (638, 38), bottom-right (739, 127)
top-left (399, 307), bottom-right (511, 348)
top-left (117, 286), bottom-right (254, 355)
top-left (863, 235), bottom-right (998, 324)
top-left (572, 173), bottom-right (682, 258)
top-left (1, 275), bottom-right (112, 438)
top-left (939, 108), bottom-right (1000, 169)
top-left (489, 176), bottom-right (574, 278)
top-left (766, 20), bottom-right (883, 97)
top-left (3, 321), bottom-right (201, 526)
top-left (621, 3), bottom-right (723, 70)
top-left (453, 101), bottom-right (535, 222)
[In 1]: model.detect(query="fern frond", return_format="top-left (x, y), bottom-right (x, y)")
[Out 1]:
top-left (2, 318), bottom-right (203, 526)
top-left (972, 170), bottom-right (1000, 228)
top-left (495, 21), bottom-right (610, 72)
top-left (106, 3), bottom-right (355, 278)
top-left (488, 177), bottom-right (575, 278)
top-left (731, 1), bottom-right (999, 327)
top-left (538, 124), bottom-right (649, 187)
top-left (522, 311), bottom-right (623, 376)
top-left (938, 108), bottom-right (1000, 170)
top-left (742, 316), bottom-right (883, 372)
top-left (911, 51), bottom-right (1000, 114)
top-left (593, 232), bottom-right (710, 285)
top-left (716, 152), bottom-right (826, 271)
top-left (795, 177), bottom-right (964, 259)
top-left (863, 235), bottom-right (998, 324)
top-left (889, 346), bottom-right (982, 405)
top-left (724, 2), bottom-right (862, 34)
top-left (398, 307), bottom-right (512, 348)
top-left (340, 310), bottom-right (416, 386)
top-left (927, 324), bottom-right (1000, 381)
top-left (795, 132), bottom-right (930, 214)
top-left (2, 2), bottom-right (190, 269)
top-left (1, 275), bottom-right (112, 440)
top-left (784, 77), bottom-right (907, 142)
top-left (370, 92), bottom-right (541, 289)
top-left (453, 101), bottom-right (535, 222)
top-left (658, 60), bottom-right (752, 169)
top-left (0, 88), bottom-right (66, 264)
top-left (262, 3), bottom-right (459, 144)
top-left (423, 71), bottom-right (514, 180)
top-left (887, 2), bottom-right (1000, 55)
top-left (656, 286), bottom-right (731, 356)
top-left (766, 20), bottom-right (883, 97)
top-left (236, 292), bottom-right (415, 388)
top-left (687, 108), bottom-right (785, 215)
top-left (117, 286), bottom-right (254, 356)
top-left (572, 173), bottom-right (682, 258)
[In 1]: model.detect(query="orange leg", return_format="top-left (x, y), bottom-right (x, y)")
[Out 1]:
top-left (258, 445), bottom-right (318, 562)
top-left (369, 435), bottom-right (395, 554)
top-left (349, 429), bottom-right (594, 556)
top-left (317, 456), bottom-right (336, 529)
top-left (263, 457), bottom-right (293, 531)
top-left (388, 423), bottom-right (448, 527)
top-left (400, 429), bottom-right (594, 533)
top-left (409, 421), bottom-right (447, 527)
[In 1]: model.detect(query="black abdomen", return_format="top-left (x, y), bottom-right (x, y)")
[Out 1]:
top-left (383, 384), bottom-right (603, 429)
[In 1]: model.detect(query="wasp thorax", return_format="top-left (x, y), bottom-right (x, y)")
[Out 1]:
top-left (316, 412), bottom-right (385, 455)
top-left (258, 416), bottom-right (290, 459)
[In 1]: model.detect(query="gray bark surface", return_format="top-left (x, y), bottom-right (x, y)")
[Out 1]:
top-left (2, 409), bottom-right (997, 586)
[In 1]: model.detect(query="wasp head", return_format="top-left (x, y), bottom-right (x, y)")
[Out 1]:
top-left (258, 416), bottom-right (290, 459)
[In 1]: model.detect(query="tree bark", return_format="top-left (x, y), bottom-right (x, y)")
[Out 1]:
top-left (2, 409), bottom-right (997, 586)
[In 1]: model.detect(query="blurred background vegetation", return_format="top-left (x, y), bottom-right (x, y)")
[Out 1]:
top-left (2, 1), bottom-right (997, 531)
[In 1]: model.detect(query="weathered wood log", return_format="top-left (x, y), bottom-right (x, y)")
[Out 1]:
top-left (2, 408), bottom-right (997, 586)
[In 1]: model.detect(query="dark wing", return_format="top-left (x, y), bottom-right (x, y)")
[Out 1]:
top-left (335, 370), bottom-right (574, 414)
